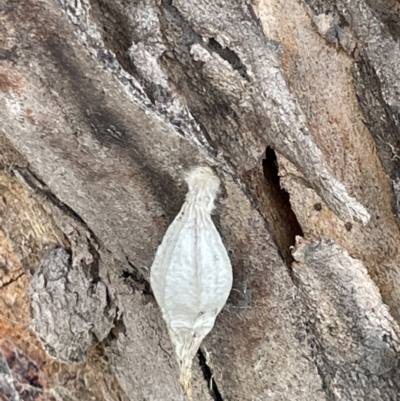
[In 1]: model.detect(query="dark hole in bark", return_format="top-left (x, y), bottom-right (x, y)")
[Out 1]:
top-left (262, 147), bottom-right (303, 266)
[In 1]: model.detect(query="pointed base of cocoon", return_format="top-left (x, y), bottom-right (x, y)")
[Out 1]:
top-left (181, 369), bottom-right (193, 400)
top-left (170, 329), bottom-right (205, 399)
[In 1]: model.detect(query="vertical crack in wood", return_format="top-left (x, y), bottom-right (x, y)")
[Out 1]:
top-left (262, 147), bottom-right (303, 267)
top-left (197, 349), bottom-right (224, 401)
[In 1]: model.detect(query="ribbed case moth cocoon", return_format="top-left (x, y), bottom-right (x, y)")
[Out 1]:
top-left (150, 167), bottom-right (233, 398)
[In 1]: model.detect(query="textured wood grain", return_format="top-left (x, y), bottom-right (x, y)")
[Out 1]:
top-left (1, 0), bottom-right (400, 400)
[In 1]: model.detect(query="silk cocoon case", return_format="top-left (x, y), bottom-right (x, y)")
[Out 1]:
top-left (150, 167), bottom-right (233, 397)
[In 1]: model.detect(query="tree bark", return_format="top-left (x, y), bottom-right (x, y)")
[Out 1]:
top-left (1, 0), bottom-right (400, 400)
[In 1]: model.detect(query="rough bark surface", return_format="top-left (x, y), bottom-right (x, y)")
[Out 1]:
top-left (28, 247), bottom-right (116, 363)
top-left (293, 239), bottom-right (400, 400)
top-left (1, 0), bottom-right (400, 400)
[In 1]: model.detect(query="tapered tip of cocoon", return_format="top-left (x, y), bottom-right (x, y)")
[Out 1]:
top-left (181, 369), bottom-right (193, 399)
top-left (170, 329), bottom-right (204, 399)
top-left (185, 167), bottom-right (220, 198)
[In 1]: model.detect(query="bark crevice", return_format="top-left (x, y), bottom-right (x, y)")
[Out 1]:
top-left (206, 37), bottom-right (250, 82)
top-left (198, 349), bottom-right (224, 401)
top-left (262, 147), bottom-right (303, 266)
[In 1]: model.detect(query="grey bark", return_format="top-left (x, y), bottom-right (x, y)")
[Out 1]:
top-left (1, 0), bottom-right (400, 400)
top-left (293, 239), bottom-right (400, 400)
top-left (28, 247), bottom-right (116, 363)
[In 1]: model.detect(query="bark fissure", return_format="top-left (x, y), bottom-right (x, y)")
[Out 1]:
top-left (207, 38), bottom-right (250, 82)
top-left (262, 147), bottom-right (303, 266)
top-left (13, 166), bottom-right (101, 247)
top-left (88, 0), bottom-right (135, 76)
top-left (0, 272), bottom-right (25, 289)
top-left (157, 0), bottom-right (237, 137)
top-left (198, 349), bottom-right (224, 401)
